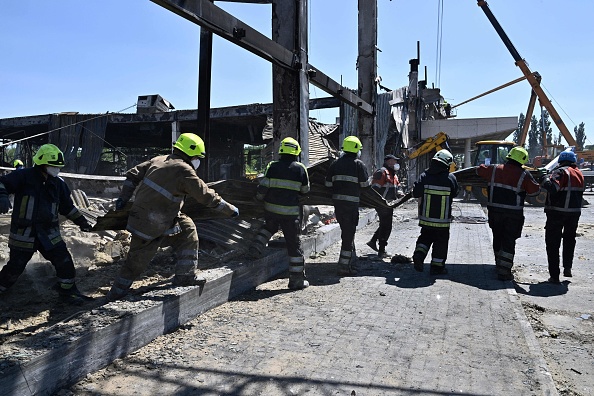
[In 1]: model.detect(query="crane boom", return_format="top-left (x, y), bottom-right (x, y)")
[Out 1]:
top-left (477, 1), bottom-right (578, 148)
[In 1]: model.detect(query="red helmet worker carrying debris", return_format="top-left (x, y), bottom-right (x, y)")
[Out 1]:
top-left (0, 144), bottom-right (93, 303)
top-left (107, 133), bottom-right (239, 301)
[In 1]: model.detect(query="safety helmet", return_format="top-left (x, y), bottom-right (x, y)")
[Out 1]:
top-left (13, 159), bottom-right (23, 167)
top-left (558, 150), bottom-right (577, 163)
top-left (432, 149), bottom-right (453, 166)
top-left (505, 146), bottom-right (529, 165)
top-left (279, 137), bottom-right (301, 156)
top-left (342, 136), bottom-right (363, 154)
top-left (173, 133), bottom-right (206, 158)
top-left (33, 144), bottom-right (65, 167)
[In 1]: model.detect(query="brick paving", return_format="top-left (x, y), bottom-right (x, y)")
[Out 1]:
top-left (71, 201), bottom-right (556, 396)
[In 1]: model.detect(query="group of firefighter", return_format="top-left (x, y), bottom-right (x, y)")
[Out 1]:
top-left (0, 133), bottom-right (584, 303)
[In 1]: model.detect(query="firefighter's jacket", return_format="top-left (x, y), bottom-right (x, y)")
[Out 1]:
top-left (371, 166), bottom-right (400, 200)
top-left (413, 162), bottom-right (459, 228)
top-left (0, 167), bottom-right (87, 251)
top-left (123, 153), bottom-right (222, 241)
top-left (476, 161), bottom-right (540, 215)
top-left (257, 156), bottom-right (310, 217)
top-left (325, 153), bottom-right (370, 206)
top-left (542, 163), bottom-right (584, 214)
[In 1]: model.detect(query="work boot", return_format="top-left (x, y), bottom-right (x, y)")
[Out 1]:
top-left (547, 276), bottom-right (561, 284)
top-left (338, 264), bottom-right (358, 276)
top-left (413, 255), bottom-right (424, 272)
top-left (288, 273), bottom-right (309, 290)
top-left (53, 283), bottom-right (92, 304)
top-left (172, 272), bottom-right (207, 287)
top-left (497, 272), bottom-right (514, 281)
top-left (430, 265), bottom-right (448, 276)
top-left (563, 268), bottom-right (572, 277)
top-left (377, 248), bottom-right (388, 259)
top-left (366, 238), bottom-right (378, 252)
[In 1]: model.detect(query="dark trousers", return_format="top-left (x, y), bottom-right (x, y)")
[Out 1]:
top-left (488, 211), bottom-right (524, 274)
top-left (372, 207), bottom-right (394, 248)
top-left (0, 242), bottom-right (75, 289)
top-left (413, 227), bottom-right (450, 267)
top-left (334, 203), bottom-right (359, 252)
top-left (545, 211), bottom-right (580, 277)
top-left (262, 214), bottom-right (303, 258)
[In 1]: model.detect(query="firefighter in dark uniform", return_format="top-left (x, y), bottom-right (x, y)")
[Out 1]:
top-left (248, 137), bottom-right (310, 290)
top-left (476, 146), bottom-right (540, 281)
top-left (412, 149), bottom-right (459, 275)
top-left (0, 144), bottom-right (93, 302)
top-left (367, 154), bottom-right (403, 257)
top-left (325, 136), bottom-right (370, 275)
top-left (540, 151), bottom-right (584, 284)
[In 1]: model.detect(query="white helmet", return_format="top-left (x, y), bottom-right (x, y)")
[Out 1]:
top-left (433, 149), bottom-right (453, 166)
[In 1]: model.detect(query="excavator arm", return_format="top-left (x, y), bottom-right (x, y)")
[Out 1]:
top-left (477, 0), bottom-right (578, 148)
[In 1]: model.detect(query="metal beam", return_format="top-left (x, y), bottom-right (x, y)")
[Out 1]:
top-left (150, 0), bottom-right (372, 114)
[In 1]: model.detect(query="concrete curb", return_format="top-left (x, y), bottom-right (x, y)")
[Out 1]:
top-left (0, 210), bottom-right (376, 396)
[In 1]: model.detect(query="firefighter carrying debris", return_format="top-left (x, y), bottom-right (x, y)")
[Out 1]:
top-left (0, 144), bottom-right (93, 303)
top-left (106, 133), bottom-right (239, 301)
top-left (248, 137), bottom-right (310, 290)
top-left (325, 136), bottom-right (370, 275)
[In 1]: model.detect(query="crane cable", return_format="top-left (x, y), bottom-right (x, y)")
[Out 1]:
top-left (434, 0), bottom-right (444, 88)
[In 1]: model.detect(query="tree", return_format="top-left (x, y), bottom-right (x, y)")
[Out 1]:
top-left (537, 110), bottom-right (553, 156)
top-left (574, 122), bottom-right (586, 150)
top-left (513, 113), bottom-right (526, 144)
top-left (527, 115), bottom-right (539, 160)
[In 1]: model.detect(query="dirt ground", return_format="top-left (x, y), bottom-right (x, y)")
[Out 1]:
top-left (1, 196), bottom-right (593, 395)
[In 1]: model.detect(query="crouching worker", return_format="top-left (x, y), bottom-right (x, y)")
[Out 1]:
top-left (248, 137), bottom-right (310, 290)
top-left (412, 150), bottom-right (459, 275)
top-left (0, 144), bottom-right (93, 303)
top-left (107, 133), bottom-right (239, 301)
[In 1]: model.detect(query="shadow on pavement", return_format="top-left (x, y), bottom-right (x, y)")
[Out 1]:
top-left (513, 280), bottom-right (570, 297)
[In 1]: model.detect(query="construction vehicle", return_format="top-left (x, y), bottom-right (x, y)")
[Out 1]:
top-left (405, 131), bottom-right (456, 172)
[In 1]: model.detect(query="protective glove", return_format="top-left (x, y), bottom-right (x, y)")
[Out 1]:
top-left (216, 199), bottom-right (239, 217)
top-left (76, 217), bottom-right (93, 232)
top-left (536, 167), bottom-right (548, 183)
top-left (0, 193), bottom-right (11, 214)
top-left (115, 197), bottom-right (128, 210)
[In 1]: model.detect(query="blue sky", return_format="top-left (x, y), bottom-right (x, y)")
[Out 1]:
top-left (1, 1), bottom-right (591, 147)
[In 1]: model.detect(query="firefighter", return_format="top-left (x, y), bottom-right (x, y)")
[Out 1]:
top-left (412, 150), bottom-right (459, 275)
top-left (325, 136), bottom-right (370, 275)
top-left (248, 137), bottom-right (310, 290)
top-left (540, 151), bottom-right (584, 284)
top-left (13, 159), bottom-right (24, 170)
top-left (107, 133), bottom-right (239, 301)
top-left (0, 144), bottom-right (93, 302)
top-left (476, 146), bottom-right (540, 281)
top-left (367, 154), bottom-right (403, 257)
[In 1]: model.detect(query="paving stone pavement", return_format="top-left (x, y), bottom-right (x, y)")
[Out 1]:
top-left (71, 201), bottom-right (557, 396)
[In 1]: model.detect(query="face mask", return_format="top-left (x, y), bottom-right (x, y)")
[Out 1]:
top-left (46, 166), bottom-right (60, 177)
top-left (191, 159), bottom-right (201, 169)
top-left (394, 163), bottom-right (400, 171)
top-left (357, 151), bottom-right (362, 159)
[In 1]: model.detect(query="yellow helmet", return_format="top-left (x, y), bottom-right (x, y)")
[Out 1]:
top-left (279, 137), bottom-right (301, 156)
top-left (173, 133), bottom-right (206, 158)
top-left (33, 144), bottom-right (65, 167)
top-left (506, 146), bottom-right (529, 165)
top-left (13, 159), bottom-right (24, 167)
top-left (342, 136), bottom-right (363, 154)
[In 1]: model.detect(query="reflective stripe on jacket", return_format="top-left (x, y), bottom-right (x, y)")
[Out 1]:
top-left (412, 165), bottom-right (459, 228)
top-left (257, 157), bottom-right (310, 217)
top-left (125, 153), bottom-right (222, 240)
top-left (476, 162), bottom-right (540, 214)
top-left (325, 153), bottom-right (369, 205)
top-left (543, 165), bottom-right (584, 213)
